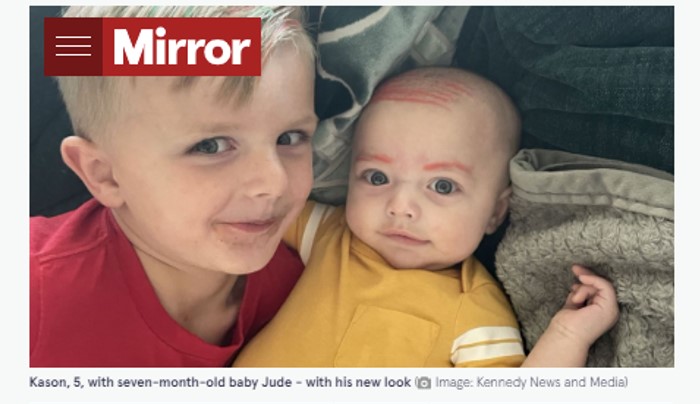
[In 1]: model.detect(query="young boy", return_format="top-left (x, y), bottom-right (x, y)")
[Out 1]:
top-left (30, 6), bottom-right (318, 367)
top-left (234, 67), bottom-right (619, 367)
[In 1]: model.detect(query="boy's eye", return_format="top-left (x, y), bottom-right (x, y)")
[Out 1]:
top-left (429, 178), bottom-right (456, 194)
top-left (362, 170), bottom-right (389, 186)
top-left (277, 131), bottom-right (308, 146)
top-left (190, 137), bottom-right (233, 154)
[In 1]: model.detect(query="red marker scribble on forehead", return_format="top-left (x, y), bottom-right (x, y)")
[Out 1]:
top-left (371, 70), bottom-right (472, 109)
top-left (356, 153), bottom-right (393, 164)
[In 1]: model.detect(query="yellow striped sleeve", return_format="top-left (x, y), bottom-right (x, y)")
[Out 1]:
top-left (283, 201), bottom-right (337, 260)
top-left (451, 265), bottom-right (525, 367)
top-left (451, 326), bottom-right (524, 367)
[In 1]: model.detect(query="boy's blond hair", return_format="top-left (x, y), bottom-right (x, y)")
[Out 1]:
top-left (56, 6), bottom-right (315, 140)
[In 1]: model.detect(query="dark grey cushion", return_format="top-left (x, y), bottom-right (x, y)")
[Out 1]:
top-left (30, 6), bottom-right (91, 217)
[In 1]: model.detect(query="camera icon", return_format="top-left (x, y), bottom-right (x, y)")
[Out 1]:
top-left (415, 376), bottom-right (431, 389)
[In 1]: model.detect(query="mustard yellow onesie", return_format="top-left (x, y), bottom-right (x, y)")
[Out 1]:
top-left (235, 202), bottom-right (524, 367)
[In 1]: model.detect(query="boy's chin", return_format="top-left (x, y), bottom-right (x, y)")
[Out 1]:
top-left (213, 246), bottom-right (280, 276)
top-left (216, 260), bottom-right (270, 276)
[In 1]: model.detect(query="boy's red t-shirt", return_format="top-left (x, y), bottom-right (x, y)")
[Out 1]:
top-left (30, 198), bottom-right (304, 367)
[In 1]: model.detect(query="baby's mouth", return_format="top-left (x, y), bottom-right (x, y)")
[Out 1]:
top-left (381, 229), bottom-right (429, 245)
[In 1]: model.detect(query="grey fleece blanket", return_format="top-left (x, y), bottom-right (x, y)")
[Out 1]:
top-left (495, 149), bottom-right (674, 367)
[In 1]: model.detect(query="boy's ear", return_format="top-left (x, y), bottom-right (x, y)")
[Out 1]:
top-left (485, 186), bottom-right (511, 235)
top-left (60, 136), bottom-right (124, 208)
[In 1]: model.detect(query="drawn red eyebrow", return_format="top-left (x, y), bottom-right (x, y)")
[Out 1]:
top-left (356, 153), bottom-right (393, 164)
top-left (423, 161), bottom-right (472, 174)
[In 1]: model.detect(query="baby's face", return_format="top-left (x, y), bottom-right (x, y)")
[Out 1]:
top-left (346, 98), bottom-right (508, 270)
top-left (102, 43), bottom-right (317, 276)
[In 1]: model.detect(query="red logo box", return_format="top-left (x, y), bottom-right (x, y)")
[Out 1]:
top-left (45, 17), bottom-right (262, 76)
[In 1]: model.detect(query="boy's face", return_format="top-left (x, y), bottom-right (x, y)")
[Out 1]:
top-left (102, 44), bottom-right (317, 276)
top-left (346, 98), bottom-right (508, 270)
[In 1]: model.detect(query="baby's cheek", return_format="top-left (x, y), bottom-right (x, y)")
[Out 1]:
top-left (344, 205), bottom-right (361, 234)
top-left (445, 224), bottom-right (481, 257)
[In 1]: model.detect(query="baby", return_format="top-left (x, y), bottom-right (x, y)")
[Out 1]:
top-left (234, 67), bottom-right (618, 367)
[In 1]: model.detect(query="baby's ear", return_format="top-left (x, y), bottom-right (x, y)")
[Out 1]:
top-left (485, 186), bottom-right (511, 235)
top-left (60, 136), bottom-right (124, 208)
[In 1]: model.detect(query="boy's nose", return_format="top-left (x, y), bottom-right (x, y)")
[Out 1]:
top-left (242, 151), bottom-right (289, 199)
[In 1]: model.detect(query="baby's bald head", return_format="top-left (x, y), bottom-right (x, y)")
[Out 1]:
top-left (360, 67), bottom-right (521, 187)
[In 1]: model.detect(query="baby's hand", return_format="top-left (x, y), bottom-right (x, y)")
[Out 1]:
top-left (550, 265), bottom-right (619, 347)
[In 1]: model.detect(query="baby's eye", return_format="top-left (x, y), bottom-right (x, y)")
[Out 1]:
top-left (277, 131), bottom-right (309, 146)
top-left (190, 137), bottom-right (233, 154)
top-left (362, 170), bottom-right (389, 186)
top-left (429, 178), bottom-right (456, 195)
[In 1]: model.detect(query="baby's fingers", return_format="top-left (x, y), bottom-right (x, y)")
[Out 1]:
top-left (572, 265), bottom-right (616, 298)
top-left (571, 264), bottom-right (597, 278)
top-left (566, 283), bottom-right (597, 306)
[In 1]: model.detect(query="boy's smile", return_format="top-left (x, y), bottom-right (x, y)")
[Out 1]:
top-left (221, 219), bottom-right (277, 234)
top-left (214, 217), bottom-right (281, 244)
